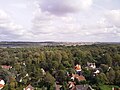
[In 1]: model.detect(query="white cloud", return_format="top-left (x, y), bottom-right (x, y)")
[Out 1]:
top-left (0, 0), bottom-right (120, 42)
top-left (31, 1), bottom-right (120, 42)
top-left (32, 7), bottom-right (85, 38)
top-left (105, 10), bottom-right (120, 27)
top-left (0, 10), bottom-right (10, 23)
top-left (0, 9), bottom-right (33, 41)
top-left (38, 0), bottom-right (93, 15)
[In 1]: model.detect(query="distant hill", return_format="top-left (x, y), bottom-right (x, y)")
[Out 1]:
top-left (0, 41), bottom-right (120, 48)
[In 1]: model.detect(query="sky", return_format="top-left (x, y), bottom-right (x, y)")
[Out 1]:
top-left (0, 0), bottom-right (120, 42)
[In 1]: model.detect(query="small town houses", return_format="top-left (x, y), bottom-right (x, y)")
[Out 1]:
top-left (23, 84), bottom-right (34, 90)
top-left (0, 63), bottom-right (96, 90)
top-left (0, 61), bottom-right (112, 90)
top-left (0, 79), bottom-right (5, 90)
top-left (55, 63), bottom-right (95, 90)
top-left (1, 65), bottom-right (12, 70)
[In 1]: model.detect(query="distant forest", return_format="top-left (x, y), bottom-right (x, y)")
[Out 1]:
top-left (0, 44), bottom-right (120, 90)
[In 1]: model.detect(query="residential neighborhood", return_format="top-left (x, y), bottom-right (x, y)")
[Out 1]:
top-left (0, 44), bottom-right (120, 90)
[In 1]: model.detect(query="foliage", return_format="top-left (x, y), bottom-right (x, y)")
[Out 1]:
top-left (0, 44), bottom-right (120, 89)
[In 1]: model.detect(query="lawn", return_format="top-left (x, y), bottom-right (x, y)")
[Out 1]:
top-left (99, 85), bottom-right (119, 90)
top-left (99, 85), bottom-right (111, 90)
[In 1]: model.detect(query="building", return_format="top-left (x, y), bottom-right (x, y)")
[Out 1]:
top-left (68, 81), bottom-right (75, 90)
top-left (0, 79), bottom-right (5, 90)
top-left (1, 65), bottom-right (12, 70)
top-left (112, 87), bottom-right (120, 90)
top-left (71, 74), bottom-right (86, 81)
top-left (68, 82), bottom-right (93, 90)
top-left (87, 62), bottom-right (96, 69)
top-left (41, 68), bottom-right (46, 75)
top-left (75, 64), bottom-right (82, 75)
top-left (23, 84), bottom-right (34, 90)
top-left (75, 64), bottom-right (82, 72)
top-left (55, 84), bottom-right (62, 90)
top-left (75, 85), bottom-right (93, 90)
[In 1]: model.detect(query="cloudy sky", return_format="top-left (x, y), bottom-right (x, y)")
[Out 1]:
top-left (0, 0), bottom-right (120, 42)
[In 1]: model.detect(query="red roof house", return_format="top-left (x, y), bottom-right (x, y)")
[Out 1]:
top-left (1, 65), bottom-right (12, 70)
top-left (23, 84), bottom-right (34, 90)
top-left (72, 74), bottom-right (86, 81)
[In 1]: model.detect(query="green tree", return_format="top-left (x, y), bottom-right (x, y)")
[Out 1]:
top-left (115, 70), bottom-right (120, 85)
top-left (106, 68), bottom-right (115, 84)
top-left (102, 54), bottom-right (112, 66)
top-left (96, 73), bottom-right (108, 84)
top-left (44, 72), bottom-right (55, 90)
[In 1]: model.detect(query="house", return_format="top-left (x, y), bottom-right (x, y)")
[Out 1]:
top-left (75, 64), bottom-right (82, 72)
top-left (0, 79), bottom-right (5, 90)
top-left (41, 68), bottom-right (46, 75)
top-left (55, 84), bottom-right (62, 90)
top-left (75, 64), bottom-right (82, 75)
top-left (68, 81), bottom-right (75, 90)
top-left (71, 74), bottom-right (86, 81)
top-left (67, 83), bottom-right (93, 90)
top-left (25, 73), bottom-right (29, 77)
top-left (75, 85), bottom-right (93, 90)
top-left (23, 84), bottom-right (34, 90)
top-left (87, 62), bottom-right (96, 69)
top-left (55, 82), bottom-right (62, 90)
top-left (93, 69), bottom-right (100, 76)
top-left (107, 67), bottom-right (111, 72)
top-left (1, 65), bottom-right (12, 70)
top-left (94, 70), bottom-right (100, 74)
top-left (112, 87), bottom-right (120, 90)
top-left (22, 62), bottom-right (26, 67)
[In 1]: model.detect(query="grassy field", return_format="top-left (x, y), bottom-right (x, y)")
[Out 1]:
top-left (99, 85), bottom-right (111, 90)
top-left (99, 85), bottom-right (119, 90)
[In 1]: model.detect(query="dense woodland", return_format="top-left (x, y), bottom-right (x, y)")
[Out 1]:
top-left (0, 44), bottom-right (120, 90)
